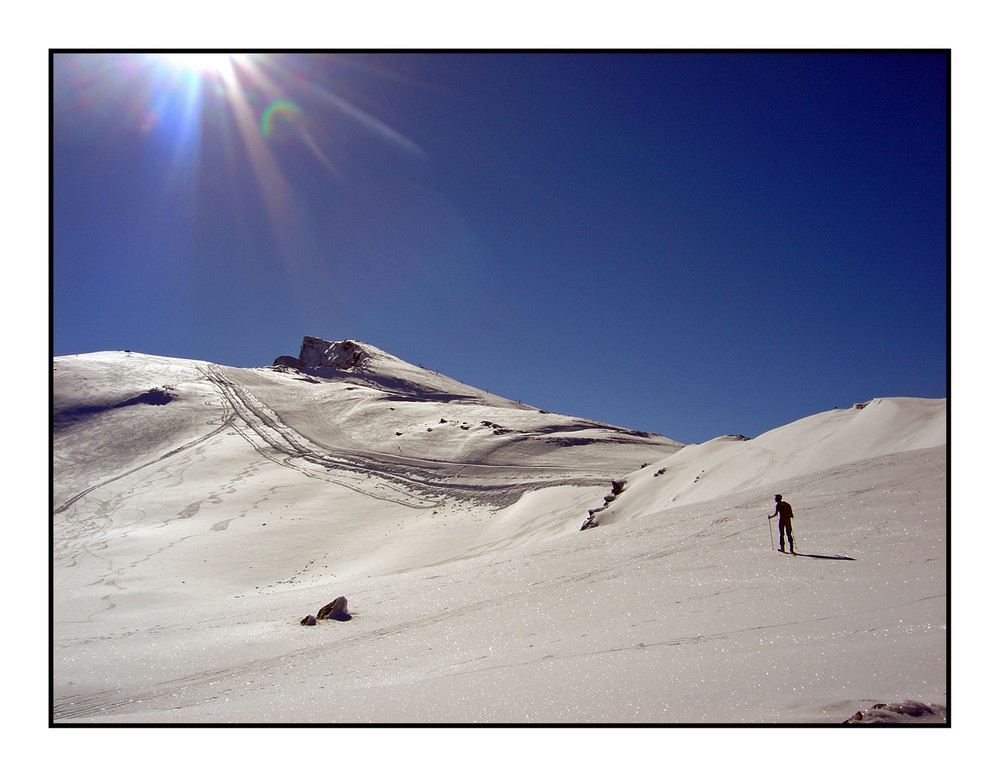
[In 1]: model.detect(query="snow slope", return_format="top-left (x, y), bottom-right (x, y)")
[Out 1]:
top-left (584, 397), bottom-right (946, 527)
top-left (51, 338), bottom-right (947, 724)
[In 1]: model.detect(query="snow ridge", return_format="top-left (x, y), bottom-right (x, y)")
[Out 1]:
top-left (582, 396), bottom-right (946, 529)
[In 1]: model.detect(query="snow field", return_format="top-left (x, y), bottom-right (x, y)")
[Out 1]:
top-left (52, 349), bottom-right (946, 724)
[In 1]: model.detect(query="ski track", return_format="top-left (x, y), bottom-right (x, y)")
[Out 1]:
top-left (53, 411), bottom-right (236, 516)
top-left (55, 362), bottom-right (635, 536)
top-left (201, 364), bottom-right (613, 509)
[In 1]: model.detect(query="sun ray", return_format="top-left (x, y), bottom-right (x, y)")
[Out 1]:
top-left (59, 52), bottom-right (431, 291)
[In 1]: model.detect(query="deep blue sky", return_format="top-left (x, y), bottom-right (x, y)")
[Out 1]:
top-left (53, 51), bottom-right (947, 443)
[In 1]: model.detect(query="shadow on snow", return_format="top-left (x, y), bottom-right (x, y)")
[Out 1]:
top-left (784, 551), bottom-right (857, 561)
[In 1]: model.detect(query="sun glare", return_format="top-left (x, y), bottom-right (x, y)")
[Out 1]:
top-left (155, 52), bottom-right (241, 76)
top-left (110, 51), bottom-right (420, 262)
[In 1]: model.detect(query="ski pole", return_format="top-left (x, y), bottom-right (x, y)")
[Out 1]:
top-left (768, 516), bottom-right (774, 550)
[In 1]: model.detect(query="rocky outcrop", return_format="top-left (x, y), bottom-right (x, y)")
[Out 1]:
top-left (580, 479), bottom-right (627, 530)
top-left (298, 337), bottom-right (369, 371)
top-left (276, 338), bottom-right (373, 376)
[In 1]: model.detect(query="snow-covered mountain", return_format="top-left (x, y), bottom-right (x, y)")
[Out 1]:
top-left (51, 337), bottom-right (947, 724)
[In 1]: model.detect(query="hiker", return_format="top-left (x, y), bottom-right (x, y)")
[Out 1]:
top-left (768, 494), bottom-right (795, 553)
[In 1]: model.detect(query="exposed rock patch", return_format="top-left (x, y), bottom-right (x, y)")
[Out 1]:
top-left (843, 700), bottom-right (947, 724)
top-left (298, 337), bottom-right (369, 371)
top-left (581, 479), bottom-right (627, 530)
top-left (123, 387), bottom-right (176, 406)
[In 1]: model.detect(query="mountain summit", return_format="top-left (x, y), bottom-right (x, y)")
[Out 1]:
top-left (275, 336), bottom-right (387, 372)
top-left (272, 335), bottom-right (515, 405)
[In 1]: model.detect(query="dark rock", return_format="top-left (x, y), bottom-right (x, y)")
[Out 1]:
top-left (117, 387), bottom-right (175, 407)
top-left (274, 355), bottom-right (304, 369)
top-left (300, 615), bottom-right (317, 626)
top-left (317, 596), bottom-right (351, 621)
top-left (581, 480), bottom-right (629, 530)
top-left (843, 700), bottom-right (945, 724)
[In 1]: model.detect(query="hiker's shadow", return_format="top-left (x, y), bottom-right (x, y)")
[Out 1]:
top-left (793, 552), bottom-right (856, 561)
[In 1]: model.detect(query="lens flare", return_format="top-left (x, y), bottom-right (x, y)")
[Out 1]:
top-left (260, 100), bottom-right (303, 139)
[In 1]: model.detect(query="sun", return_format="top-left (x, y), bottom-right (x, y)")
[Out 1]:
top-left (153, 52), bottom-right (243, 77)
